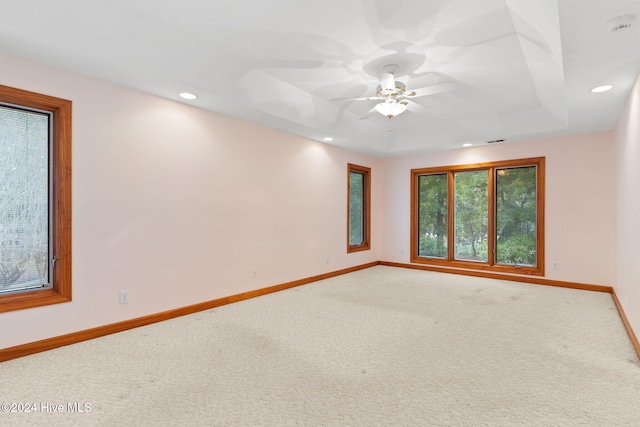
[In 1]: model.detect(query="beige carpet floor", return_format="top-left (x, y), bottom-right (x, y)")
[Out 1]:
top-left (1, 266), bottom-right (639, 426)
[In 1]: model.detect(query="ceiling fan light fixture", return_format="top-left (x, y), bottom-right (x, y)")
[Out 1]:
top-left (375, 101), bottom-right (407, 118)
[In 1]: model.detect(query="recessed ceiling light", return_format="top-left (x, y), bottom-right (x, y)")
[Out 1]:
top-left (323, 137), bottom-right (334, 141)
top-left (590, 85), bottom-right (613, 93)
top-left (179, 92), bottom-right (197, 100)
top-left (462, 143), bottom-right (473, 147)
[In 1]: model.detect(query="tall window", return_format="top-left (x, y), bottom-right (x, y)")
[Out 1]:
top-left (0, 85), bottom-right (71, 313)
top-left (417, 173), bottom-right (448, 258)
top-left (454, 170), bottom-right (488, 262)
top-left (347, 163), bottom-right (371, 252)
top-left (411, 157), bottom-right (544, 275)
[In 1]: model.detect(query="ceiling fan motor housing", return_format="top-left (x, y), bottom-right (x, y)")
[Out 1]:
top-left (377, 81), bottom-right (406, 99)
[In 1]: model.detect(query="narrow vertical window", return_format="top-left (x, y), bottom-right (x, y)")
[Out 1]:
top-left (347, 163), bottom-right (370, 252)
top-left (0, 105), bottom-right (50, 293)
top-left (0, 84), bottom-right (72, 313)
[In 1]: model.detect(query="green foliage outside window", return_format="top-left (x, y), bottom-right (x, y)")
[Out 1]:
top-left (496, 167), bottom-right (537, 266)
top-left (417, 174), bottom-right (448, 258)
top-left (415, 161), bottom-right (539, 270)
top-left (349, 171), bottom-right (364, 246)
top-left (454, 170), bottom-right (488, 262)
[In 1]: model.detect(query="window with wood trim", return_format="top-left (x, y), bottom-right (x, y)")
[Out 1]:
top-left (347, 163), bottom-right (371, 252)
top-left (411, 157), bottom-right (544, 275)
top-left (0, 84), bottom-right (72, 313)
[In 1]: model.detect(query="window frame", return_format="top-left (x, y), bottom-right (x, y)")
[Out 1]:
top-left (411, 157), bottom-right (544, 276)
top-left (0, 84), bottom-right (72, 313)
top-left (347, 163), bottom-right (371, 253)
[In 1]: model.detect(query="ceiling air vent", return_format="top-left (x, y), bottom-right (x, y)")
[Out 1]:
top-left (607, 14), bottom-right (635, 33)
top-left (487, 139), bottom-right (504, 144)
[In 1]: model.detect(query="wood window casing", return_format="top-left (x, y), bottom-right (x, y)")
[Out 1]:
top-left (411, 157), bottom-right (544, 276)
top-left (347, 163), bottom-right (371, 253)
top-left (0, 84), bottom-right (72, 313)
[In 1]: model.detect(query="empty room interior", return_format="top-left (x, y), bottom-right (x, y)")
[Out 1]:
top-left (1, 0), bottom-right (640, 425)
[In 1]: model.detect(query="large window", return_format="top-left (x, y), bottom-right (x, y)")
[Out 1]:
top-left (411, 157), bottom-right (544, 275)
top-left (347, 163), bottom-right (371, 252)
top-left (0, 84), bottom-right (71, 313)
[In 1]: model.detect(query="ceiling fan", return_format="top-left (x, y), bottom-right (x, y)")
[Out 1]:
top-left (335, 64), bottom-right (456, 119)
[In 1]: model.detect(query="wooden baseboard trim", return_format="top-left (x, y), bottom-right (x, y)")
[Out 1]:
top-left (378, 261), bottom-right (613, 293)
top-left (611, 290), bottom-right (640, 360)
top-left (3, 261), bottom-right (626, 363)
top-left (0, 262), bottom-right (379, 363)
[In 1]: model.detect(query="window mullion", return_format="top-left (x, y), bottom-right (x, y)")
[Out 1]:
top-left (488, 167), bottom-right (496, 267)
top-left (447, 171), bottom-right (455, 261)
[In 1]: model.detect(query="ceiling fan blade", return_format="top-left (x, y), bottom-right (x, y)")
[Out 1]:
top-left (331, 96), bottom-right (379, 102)
top-left (404, 81), bottom-right (457, 98)
top-left (377, 72), bottom-right (395, 91)
top-left (359, 105), bottom-right (378, 120)
top-left (403, 100), bottom-right (430, 113)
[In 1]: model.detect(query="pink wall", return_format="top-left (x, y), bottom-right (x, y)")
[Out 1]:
top-left (0, 49), bottom-right (627, 351)
top-left (0, 52), bottom-right (381, 349)
top-left (378, 131), bottom-right (617, 287)
top-left (614, 72), bottom-right (640, 337)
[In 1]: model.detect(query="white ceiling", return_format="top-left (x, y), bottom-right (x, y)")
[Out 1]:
top-left (0, 0), bottom-right (639, 157)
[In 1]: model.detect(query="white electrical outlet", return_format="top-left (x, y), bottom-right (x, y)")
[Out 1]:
top-left (251, 269), bottom-right (257, 279)
top-left (325, 257), bottom-right (330, 264)
top-left (119, 290), bottom-right (129, 304)
top-left (552, 262), bottom-right (559, 270)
